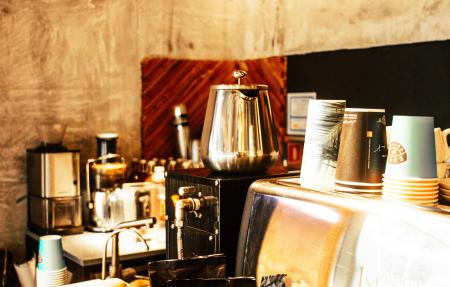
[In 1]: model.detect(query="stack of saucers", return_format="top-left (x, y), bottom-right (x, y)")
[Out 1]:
top-left (382, 175), bottom-right (439, 206)
top-left (439, 178), bottom-right (450, 203)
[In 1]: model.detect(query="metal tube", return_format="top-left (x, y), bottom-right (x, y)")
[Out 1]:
top-left (102, 230), bottom-right (121, 280)
top-left (101, 228), bottom-right (151, 280)
top-left (110, 234), bottom-right (121, 278)
top-left (174, 198), bottom-right (203, 259)
top-left (176, 226), bottom-right (184, 259)
top-left (85, 159), bottom-right (95, 205)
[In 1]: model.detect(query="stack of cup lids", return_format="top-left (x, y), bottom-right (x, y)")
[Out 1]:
top-left (36, 235), bottom-right (67, 287)
top-left (439, 178), bottom-right (450, 202)
top-left (382, 116), bottom-right (438, 207)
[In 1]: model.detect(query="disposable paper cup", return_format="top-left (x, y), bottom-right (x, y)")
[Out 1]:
top-left (335, 179), bottom-right (382, 187)
top-left (385, 116), bottom-right (437, 178)
top-left (383, 193), bottom-right (438, 202)
top-left (383, 178), bottom-right (439, 187)
top-left (382, 195), bottom-right (438, 204)
top-left (335, 185), bottom-right (382, 193)
top-left (300, 99), bottom-right (346, 191)
top-left (383, 174), bottom-right (438, 183)
top-left (384, 188), bottom-right (439, 196)
top-left (37, 235), bottom-right (65, 271)
top-left (382, 183), bottom-right (438, 192)
top-left (36, 267), bottom-right (67, 287)
top-left (336, 108), bottom-right (387, 184)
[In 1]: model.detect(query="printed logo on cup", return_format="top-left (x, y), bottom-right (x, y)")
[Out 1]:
top-left (388, 142), bottom-right (407, 164)
top-left (38, 253), bottom-right (43, 264)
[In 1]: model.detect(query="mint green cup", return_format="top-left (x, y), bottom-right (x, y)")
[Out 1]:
top-left (37, 235), bottom-right (66, 271)
top-left (384, 116), bottom-right (437, 179)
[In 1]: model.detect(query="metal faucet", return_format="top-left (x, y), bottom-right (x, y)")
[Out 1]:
top-left (101, 218), bottom-right (154, 280)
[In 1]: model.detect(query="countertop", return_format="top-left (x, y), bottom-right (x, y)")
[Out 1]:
top-left (27, 226), bottom-right (166, 267)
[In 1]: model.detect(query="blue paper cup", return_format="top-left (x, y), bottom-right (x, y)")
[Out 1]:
top-left (37, 235), bottom-right (66, 271)
top-left (385, 116), bottom-right (437, 179)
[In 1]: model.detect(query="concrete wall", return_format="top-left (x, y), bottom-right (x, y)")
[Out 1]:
top-left (1, 0), bottom-right (449, 259)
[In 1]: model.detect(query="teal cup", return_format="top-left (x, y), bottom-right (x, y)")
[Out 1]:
top-left (37, 235), bottom-right (66, 271)
top-left (384, 116), bottom-right (437, 179)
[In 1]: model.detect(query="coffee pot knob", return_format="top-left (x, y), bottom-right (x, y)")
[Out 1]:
top-left (233, 70), bottom-right (247, 85)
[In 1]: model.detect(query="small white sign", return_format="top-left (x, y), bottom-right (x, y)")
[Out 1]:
top-left (287, 92), bottom-right (316, 135)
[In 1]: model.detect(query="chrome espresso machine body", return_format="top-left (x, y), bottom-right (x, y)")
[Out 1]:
top-left (236, 177), bottom-right (450, 286)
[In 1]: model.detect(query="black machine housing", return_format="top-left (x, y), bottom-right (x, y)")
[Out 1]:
top-left (165, 166), bottom-right (298, 275)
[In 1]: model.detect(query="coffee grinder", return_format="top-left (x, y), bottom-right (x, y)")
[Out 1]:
top-left (27, 124), bottom-right (83, 235)
top-left (86, 133), bottom-right (127, 232)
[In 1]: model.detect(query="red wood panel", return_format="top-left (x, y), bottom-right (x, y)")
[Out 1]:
top-left (141, 57), bottom-right (287, 159)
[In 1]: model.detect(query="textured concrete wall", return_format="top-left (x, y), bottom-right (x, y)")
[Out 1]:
top-left (1, 0), bottom-right (450, 259)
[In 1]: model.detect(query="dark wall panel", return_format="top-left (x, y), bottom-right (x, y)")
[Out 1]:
top-left (287, 40), bottom-right (450, 127)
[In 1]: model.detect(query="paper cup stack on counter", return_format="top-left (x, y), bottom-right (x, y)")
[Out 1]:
top-left (36, 235), bottom-right (67, 287)
top-left (335, 108), bottom-right (387, 195)
top-left (300, 100), bottom-right (346, 192)
top-left (382, 116), bottom-right (439, 207)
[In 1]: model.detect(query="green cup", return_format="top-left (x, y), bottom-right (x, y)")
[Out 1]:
top-left (385, 116), bottom-right (437, 179)
top-left (37, 235), bottom-right (65, 271)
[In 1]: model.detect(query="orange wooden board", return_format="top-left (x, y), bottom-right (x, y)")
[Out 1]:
top-left (141, 57), bottom-right (287, 159)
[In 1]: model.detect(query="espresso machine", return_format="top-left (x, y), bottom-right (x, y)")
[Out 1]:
top-left (86, 133), bottom-right (128, 232)
top-left (27, 124), bottom-right (83, 235)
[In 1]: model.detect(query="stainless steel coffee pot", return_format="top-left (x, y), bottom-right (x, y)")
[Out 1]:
top-left (201, 70), bottom-right (279, 173)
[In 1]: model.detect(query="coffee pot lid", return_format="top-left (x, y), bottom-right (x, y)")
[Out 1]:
top-left (210, 70), bottom-right (268, 90)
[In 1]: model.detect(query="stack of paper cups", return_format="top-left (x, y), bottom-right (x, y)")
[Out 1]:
top-left (300, 100), bottom-right (346, 191)
top-left (335, 108), bottom-right (387, 194)
top-left (36, 235), bottom-right (67, 287)
top-left (382, 116), bottom-right (439, 206)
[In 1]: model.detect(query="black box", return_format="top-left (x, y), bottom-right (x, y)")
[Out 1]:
top-left (165, 165), bottom-right (299, 275)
